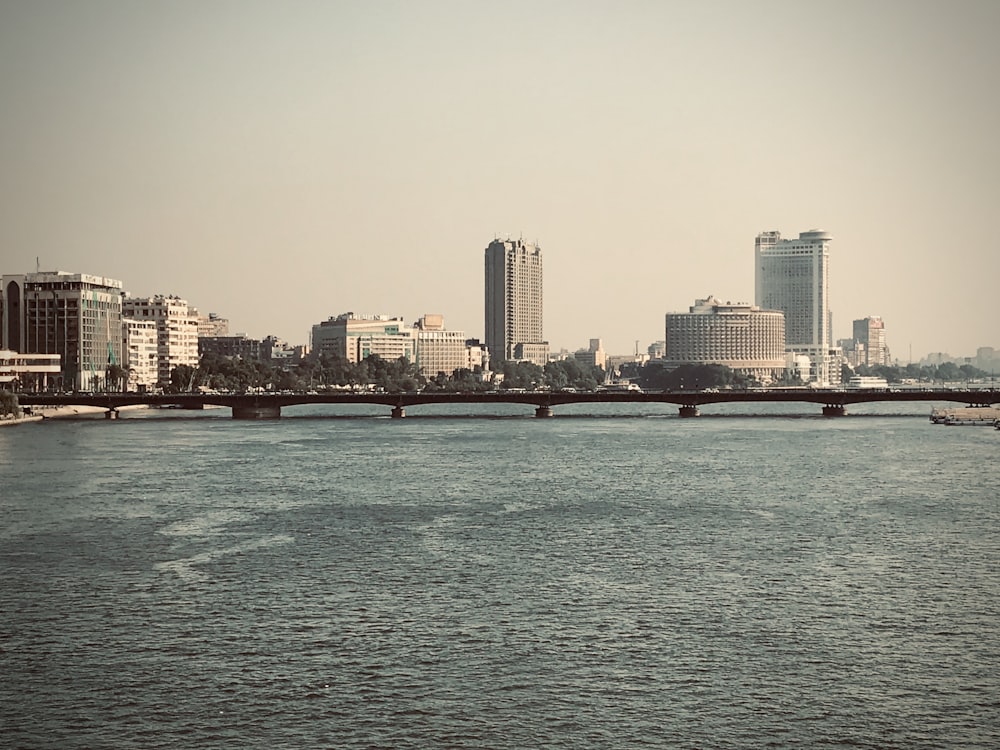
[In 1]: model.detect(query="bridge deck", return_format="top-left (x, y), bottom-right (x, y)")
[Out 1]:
top-left (15, 388), bottom-right (1000, 419)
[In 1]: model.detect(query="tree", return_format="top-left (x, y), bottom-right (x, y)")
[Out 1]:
top-left (169, 364), bottom-right (199, 393)
top-left (105, 364), bottom-right (128, 393)
top-left (0, 389), bottom-right (20, 419)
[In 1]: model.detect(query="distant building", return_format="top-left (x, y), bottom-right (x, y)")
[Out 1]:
top-left (851, 316), bottom-right (890, 367)
top-left (573, 339), bottom-right (606, 371)
top-left (665, 296), bottom-right (786, 383)
top-left (123, 295), bottom-right (200, 386)
top-left (263, 336), bottom-right (306, 366)
top-left (198, 312), bottom-right (230, 337)
top-left (311, 313), bottom-right (415, 364)
top-left (199, 335), bottom-right (262, 361)
top-left (755, 229), bottom-right (839, 384)
top-left (1, 271), bottom-right (125, 390)
top-left (484, 237), bottom-right (548, 366)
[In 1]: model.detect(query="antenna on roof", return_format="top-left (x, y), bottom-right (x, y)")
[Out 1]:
top-left (36, 256), bottom-right (40, 273)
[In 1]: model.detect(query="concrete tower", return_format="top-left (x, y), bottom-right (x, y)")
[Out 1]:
top-left (755, 229), bottom-right (837, 384)
top-left (484, 238), bottom-right (547, 366)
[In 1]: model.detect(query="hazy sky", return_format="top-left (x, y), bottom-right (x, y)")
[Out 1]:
top-left (2, 0), bottom-right (997, 360)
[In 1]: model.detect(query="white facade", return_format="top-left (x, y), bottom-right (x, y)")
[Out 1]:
top-left (415, 329), bottom-right (469, 377)
top-left (755, 229), bottom-right (837, 384)
top-left (665, 296), bottom-right (786, 382)
top-left (124, 318), bottom-right (159, 390)
top-left (123, 296), bottom-right (200, 386)
top-left (311, 313), bottom-right (415, 364)
top-left (0, 349), bottom-right (61, 389)
top-left (484, 238), bottom-right (547, 366)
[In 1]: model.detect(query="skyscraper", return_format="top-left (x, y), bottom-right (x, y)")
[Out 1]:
top-left (484, 238), bottom-right (547, 366)
top-left (754, 229), bottom-right (837, 384)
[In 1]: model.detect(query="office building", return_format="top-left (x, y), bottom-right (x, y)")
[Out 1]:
top-left (413, 314), bottom-right (470, 378)
top-left (665, 296), bottom-right (786, 383)
top-left (1, 271), bottom-right (124, 390)
top-left (311, 313), bottom-right (415, 364)
top-left (851, 316), bottom-right (890, 367)
top-left (755, 229), bottom-right (838, 384)
top-left (573, 339), bottom-right (607, 371)
top-left (123, 295), bottom-right (200, 386)
top-left (484, 237), bottom-right (547, 366)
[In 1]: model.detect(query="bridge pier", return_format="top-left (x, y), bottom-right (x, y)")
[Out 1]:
top-left (104, 408), bottom-right (119, 420)
top-left (391, 406), bottom-right (406, 418)
top-left (232, 405), bottom-right (281, 419)
top-left (679, 405), bottom-right (700, 418)
top-left (535, 405), bottom-right (554, 418)
top-left (822, 404), bottom-right (847, 417)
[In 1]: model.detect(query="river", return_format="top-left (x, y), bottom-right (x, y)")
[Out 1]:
top-left (2, 403), bottom-right (998, 748)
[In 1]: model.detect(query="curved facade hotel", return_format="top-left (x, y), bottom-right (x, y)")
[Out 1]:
top-left (665, 297), bottom-right (786, 382)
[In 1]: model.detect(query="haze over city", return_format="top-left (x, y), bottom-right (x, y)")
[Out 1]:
top-left (1, 1), bottom-right (997, 360)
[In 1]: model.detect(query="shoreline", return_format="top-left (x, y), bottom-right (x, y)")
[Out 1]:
top-left (0, 404), bottom-right (152, 426)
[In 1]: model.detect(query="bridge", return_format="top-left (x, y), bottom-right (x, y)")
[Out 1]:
top-left (15, 388), bottom-right (1000, 419)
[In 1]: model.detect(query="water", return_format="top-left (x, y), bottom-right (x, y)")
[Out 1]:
top-left (2, 403), bottom-right (999, 749)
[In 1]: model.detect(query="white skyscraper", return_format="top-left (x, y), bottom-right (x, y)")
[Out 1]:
top-left (484, 238), bottom-right (547, 366)
top-left (755, 229), bottom-right (837, 385)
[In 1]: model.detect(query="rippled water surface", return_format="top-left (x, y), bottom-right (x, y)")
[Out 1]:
top-left (2, 404), bottom-right (999, 748)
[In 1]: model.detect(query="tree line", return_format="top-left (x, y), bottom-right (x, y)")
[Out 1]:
top-left (161, 353), bottom-right (608, 394)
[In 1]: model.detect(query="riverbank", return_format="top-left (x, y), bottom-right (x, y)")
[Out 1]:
top-left (0, 404), bottom-right (151, 426)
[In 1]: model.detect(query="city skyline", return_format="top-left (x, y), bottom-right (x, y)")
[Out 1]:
top-left (1, 2), bottom-right (997, 359)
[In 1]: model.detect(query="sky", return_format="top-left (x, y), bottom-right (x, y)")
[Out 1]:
top-left (1, 0), bottom-right (997, 361)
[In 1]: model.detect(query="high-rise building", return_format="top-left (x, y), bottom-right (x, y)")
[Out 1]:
top-left (484, 237), bottom-right (547, 367)
top-left (1, 271), bottom-right (124, 390)
top-left (665, 296), bottom-right (786, 383)
top-left (123, 295), bottom-right (200, 386)
top-left (754, 229), bottom-right (838, 384)
top-left (851, 316), bottom-right (889, 367)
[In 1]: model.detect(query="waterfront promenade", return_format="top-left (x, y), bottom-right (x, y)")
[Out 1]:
top-left (15, 387), bottom-right (1000, 419)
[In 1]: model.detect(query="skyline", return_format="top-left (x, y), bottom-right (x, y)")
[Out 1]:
top-left (2, 1), bottom-right (998, 359)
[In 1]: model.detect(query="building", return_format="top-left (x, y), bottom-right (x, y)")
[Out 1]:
top-left (484, 237), bottom-right (547, 367)
top-left (199, 335), bottom-right (263, 362)
top-left (311, 313), bottom-right (415, 364)
top-left (573, 339), bottom-right (607, 371)
top-left (198, 312), bottom-right (230, 338)
top-left (665, 296), bottom-right (786, 383)
top-left (851, 316), bottom-right (890, 367)
top-left (1, 271), bottom-right (125, 391)
top-left (123, 295), bottom-right (200, 386)
top-left (413, 314), bottom-right (470, 378)
top-left (0, 349), bottom-right (62, 391)
top-left (755, 229), bottom-right (839, 384)
top-left (124, 318), bottom-right (158, 391)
